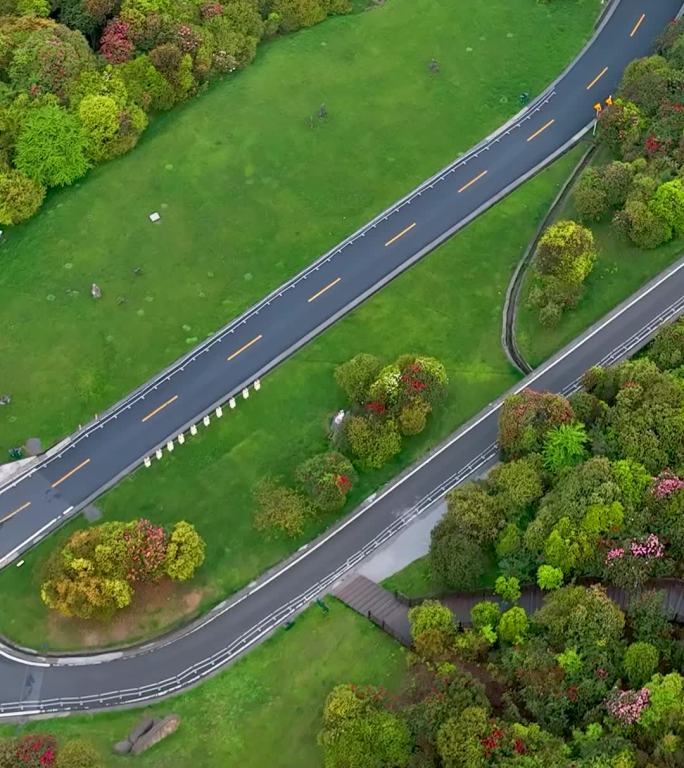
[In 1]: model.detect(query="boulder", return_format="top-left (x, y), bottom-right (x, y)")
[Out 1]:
top-left (113, 739), bottom-right (132, 755)
top-left (128, 715), bottom-right (155, 744)
top-left (24, 438), bottom-right (42, 456)
top-left (131, 714), bottom-right (181, 755)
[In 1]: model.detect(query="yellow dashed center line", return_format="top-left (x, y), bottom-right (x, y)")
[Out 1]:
top-left (308, 277), bottom-right (341, 303)
top-left (51, 458), bottom-right (91, 489)
top-left (630, 12), bottom-right (646, 38)
top-left (384, 222), bottom-right (416, 247)
top-left (457, 170), bottom-right (488, 193)
top-left (0, 501), bottom-right (31, 525)
top-left (227, 334), bottom-right (263, 361)
top-left (527, 118), bottom-right (556, 142)
top-left (141, 394), bottom-right (179, 423)
top-left (586, 66), bottom-right (608, 90)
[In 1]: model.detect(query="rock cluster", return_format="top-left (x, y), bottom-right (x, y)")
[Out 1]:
top-left (113, 714), bottom-right (181, 756)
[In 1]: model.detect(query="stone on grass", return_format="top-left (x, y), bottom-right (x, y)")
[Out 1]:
top-left (24, 438), bottom-right (42, 456)
top-left (91, 283), bottom-right (102, 299)
top-left (113, 739), bottom-right (132, 755)
top-left (83, 504), bottom-right (102, 522)
top-left (131, 715), bottom-right (181, 755)
top-left (128, 715), bottom-right (155, 744)
top-left (0, 395), bottom-right (11, 406)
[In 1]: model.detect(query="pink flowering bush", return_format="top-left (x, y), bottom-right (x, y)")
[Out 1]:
top-left (200, 1), bottom-right (223, 20)
top-left (605, 687), bottom-right (650, 725)
top-left (652, 471), bottom-right (684, 499)
top-left (124, 518), bottom-right (168, 583)
top-left (603, 534), bottom-right (667, 592)
top-left (14, 734), bottom-right (57, 768)
top-left (100, 19), bottom-right (134, 64)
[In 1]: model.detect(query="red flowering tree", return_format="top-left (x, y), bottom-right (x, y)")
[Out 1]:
top-left (295, 452), bottom-right (357, 512)
top-left (14, 734), bottom-right (57, 768)
top-left (99, 18), bottom-right (134, 64)
top-left (124, 518), bottom-right (168, 583)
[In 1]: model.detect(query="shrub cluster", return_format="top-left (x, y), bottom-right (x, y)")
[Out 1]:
top-left (40, 518), bottom-right (205, 619)
top-left (0, 0), bottom-right (353, 225)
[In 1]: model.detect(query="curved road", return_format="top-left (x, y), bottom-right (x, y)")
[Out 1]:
top-left (0, 0), bottom-right (677, 564)
top-left (0, 0), bottom-right (683, 717)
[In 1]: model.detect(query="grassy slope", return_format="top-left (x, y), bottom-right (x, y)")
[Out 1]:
top-left (516, 149), bottom-right (684, 368)
top-left (0, 600), bottom-right (406, 767)
top-left (0, 149), bottom-right (584, 650)
top-left (0, 0), bottom-right (599, 452)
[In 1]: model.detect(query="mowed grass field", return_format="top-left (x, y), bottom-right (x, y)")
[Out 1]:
top-left (0, 601), bottom-right (407, 767)
top-left (0, 149), bottom-right (585, 650)
top-left (0, 0), bottom-right (600, 452)
top-left (516, 149), bottom-right (684, 368)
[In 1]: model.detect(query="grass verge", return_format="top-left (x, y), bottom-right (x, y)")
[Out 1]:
top-left (515, 148), bottom-right (684, 368)
top-left (0, 600), bottom-right (406, 767)
top-left (0, 148), bottom-right (585, 651)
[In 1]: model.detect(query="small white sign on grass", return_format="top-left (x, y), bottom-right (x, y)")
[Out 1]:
top-left (149, 212), bottom-right (161, 222)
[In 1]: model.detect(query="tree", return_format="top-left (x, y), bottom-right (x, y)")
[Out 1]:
top-left (489, 455), bottom-right (544, 511)
top-left (495, 575), bottom-right (521, 604)
top-left (639, 672), bottom-right (684, 740)
top-left (0, 169), bottom-right (45, 225)
top-left (537, 564), bottom-right (563, 590)
top-left (573, 167), bottom-right (609, 222)
top-left (543, 422), bottom-right (588, 474)
top-left (55, 740), bottom-right (104, 768)
top-left (40, 571), bottom-right (133, 620)
top-left (164, 521), bottom-right (205, 581)
top-left (444, 483), bottom-right (505, 545)
top-left (619, 55), bottom-right (673, 116)
top-left (295, 452), bottom-right (356, 512)
top-left (100, 18), bottom-right (134, 63)
top-left (597, 98), bottom-right (643, 155)
top-left (430, 527), bottom-right (485, 590)
top-left (253, 479), bottom-right (311, 538)
top-left (498, 389), bottom-right (573, 459)
top-left (0, 738), bottom-right (17, 768)
top-left (498, 606), bottom-right (528, 644)
top-left (409, 599), bottom-right (456, 652)
top-left (436, 707), bottom-right (488, 768)
top-left (534, 585), bottom-right (625, 654)
top-left (648, 317), bottom-right (684, 370)
top-left (334, 353), bottom-right (382, 406)
top-left (398, 398), bottom-right (431, 436)
top-left (319, 684), bottom-right (411, 768)
top-left (117, 54), bottom-right (176, 111)
top-left (535, 220), bottom-right (596, 285)
top-left (78, 94), bottom-right (121, 162)
top-left (602, 161), bottom-right (634, 207)
top-left (271, 0), bottom-right (328, 33)
top-left (626, 590), bottom-right (673, 651)
top-left (623, 641), bottom-right (659, 688)
top-left (14, 103), bottom-right (90, 186)
top-left (615, 199), bottom-right (672, 249)
top-left (543, 516), bottom-right (593, 572)
top-left (649, 179), bottom-right (684, 236)
top-left (344, 415), bottom-right (401, 470)
top-left (470, 601), bottom-right (501, 632)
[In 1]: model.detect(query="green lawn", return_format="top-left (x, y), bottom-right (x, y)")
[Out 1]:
top-left (0, 149), bottom-right (585, 651)
top-left (0, 0), bottom-right (601, 650)
top-left (382, 550), bottom-right (498, 599)
top-left (0, 600), bottom-right (406, 767)
top-left (515, 148), bottom-right (684, 368)
top-left (0, 0), bottom-right (600, 453)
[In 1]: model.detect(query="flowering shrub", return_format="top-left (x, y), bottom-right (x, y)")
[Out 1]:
top-left (604, 534), bottom-right (667, 592)
top-left (100, 19), bottom-right (134, 64)
top-left (200, 1), bottom-right (222, 20)
top-left (124, 518), bottom-right (168, 582)
top-left (14, 734), bottom-right (57, 768)
top-left (652, 471), bottom-right (684, 498)
top-left (605, 688), bottom-right (650, 725)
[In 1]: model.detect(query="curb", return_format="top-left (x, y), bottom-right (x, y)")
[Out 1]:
top-left (501, 142), bottom-right (598, 374)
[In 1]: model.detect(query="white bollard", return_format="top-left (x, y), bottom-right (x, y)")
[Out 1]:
top-left (203, 415), bottom-right (211, 427)
top-left (215, 406), bottom-right (223, 418)
top-left (254, 379), bottom-right (261, 391)
top-left (242, 388), bottom-right (249, 399)
top-left (155, 449), bottom-right (163, 460)
top-left (144, 456), bottom-right (151, 468)
top-left (166, 441), bottom-right (174, 452)
top-left (190, 424), bottom-right (198, 436)
top-left (229, 397), bottom-right (236, 409)
top-left (178, 433), bottom-right (185, 445)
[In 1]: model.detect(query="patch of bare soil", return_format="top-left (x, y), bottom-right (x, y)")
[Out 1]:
top-left (46, 579), bottom-right (211, 651)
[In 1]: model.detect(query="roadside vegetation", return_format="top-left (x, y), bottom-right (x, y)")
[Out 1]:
top-left (0, 600), bottom-right (407, 767)
top-left (319, 321), bottom-right (684, 768)
top-left (517, 20), bottom-right (684, 366)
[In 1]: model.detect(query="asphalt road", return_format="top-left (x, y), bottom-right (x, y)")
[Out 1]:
top-left (0, 0), bottom-right (683, 716)
top-left (1, 0), bottom-right (678, 566)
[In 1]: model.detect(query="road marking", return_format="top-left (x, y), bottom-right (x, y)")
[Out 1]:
top-left (308, 277), bottom-right (341, 303)
top-left (141, 394), bottom-right (179, 423)
top-left (384, 222), bottom-right (416, 247)
top-left (630, 12), bottom-right (645, 38)
top-left (458, 170), bottom-right (488, 193)
top-left (526, 118), bottom-right (556, 142)
top-left (51, 458), bottom-right (90, 489)
top-left (586, 66), bottom-right (608, 90)
top-left (0, 501), bottom-right (31, 524)
top-left (227, 334), bottom-right (263, 361)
